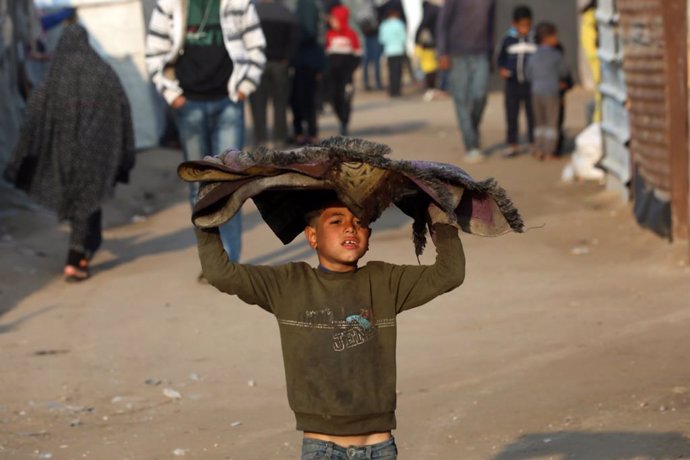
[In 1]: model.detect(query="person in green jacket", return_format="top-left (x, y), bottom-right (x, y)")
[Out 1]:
top-left (195, 198), bottom-right (465, 459)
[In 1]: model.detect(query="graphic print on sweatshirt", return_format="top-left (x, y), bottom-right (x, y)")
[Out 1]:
top-left (291, 307), bottom-right (394, 352)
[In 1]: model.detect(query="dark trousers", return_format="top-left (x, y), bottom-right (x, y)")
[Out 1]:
top-left (328, 70), bottom-right (354, 128)
top-left (249, 60), bottom-right (290, 145)
top-left (67, 208), bottom-right (102, 266)
top-left (290, 66), bottom-right (319, 138)
top-left (387, 55), bottom-right (404, 97)
top-left (362, 36), bottom-right (383, 89)
top-left (504, 80), bottom-right (534, 145)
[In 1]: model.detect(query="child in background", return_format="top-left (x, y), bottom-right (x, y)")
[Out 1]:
top-left (525, 22), bottom-right (570, 161)
top-left (378, 7), bottom-right (407, 97)
top-left (325, 5), bottom-right (361, 135)
top-left (415, 0), bottom-right (440, 101)
top-left (496, 5), bottom-right (536, 158)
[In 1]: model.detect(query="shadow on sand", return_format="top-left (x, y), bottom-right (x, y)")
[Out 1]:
top-left (492, 430), bottom-right (690, 459)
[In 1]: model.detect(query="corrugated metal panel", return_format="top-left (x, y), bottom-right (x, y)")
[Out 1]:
top-left (597, 1), bottom-right (631, 183)
top-left (618, 0), bottom-right (669, 193)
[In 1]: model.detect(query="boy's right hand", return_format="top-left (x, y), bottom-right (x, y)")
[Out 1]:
top-left (499, 68), bottom-right (511, 79)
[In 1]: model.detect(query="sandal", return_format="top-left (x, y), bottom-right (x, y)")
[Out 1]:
top-left (64, 264), bottom-right (90, 282)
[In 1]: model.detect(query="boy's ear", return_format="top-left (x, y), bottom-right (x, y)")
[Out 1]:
top-left (304, 226), bottom-right (318, 249)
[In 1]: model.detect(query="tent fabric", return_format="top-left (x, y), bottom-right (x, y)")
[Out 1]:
top-left (178, 137), bottom-right (524, 255)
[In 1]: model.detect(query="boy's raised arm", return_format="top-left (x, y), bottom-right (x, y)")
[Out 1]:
top-left (388, 208), bottom-right (466, 313)
top-left (195, 227), bottom-right (283, 313)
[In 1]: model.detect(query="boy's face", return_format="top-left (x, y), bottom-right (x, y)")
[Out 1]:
top-left (304, 205), bottom-right (370, 272)
top-left (514, 18), bottom-right (532, 37)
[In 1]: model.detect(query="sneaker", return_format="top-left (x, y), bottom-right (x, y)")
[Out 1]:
top-left (463, 148), bottom-right (485, 164)
top-left (423, 89), bottom-right (435, 102)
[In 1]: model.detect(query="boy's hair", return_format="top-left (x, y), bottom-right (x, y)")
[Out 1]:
top-left (535, 22), bottom-right (557, 44)
top-left (512, 5), bottom-right (532, 22)
top-left (303, 190), bottom-right (343, 227)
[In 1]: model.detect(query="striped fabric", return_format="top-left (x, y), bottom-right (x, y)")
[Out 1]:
top-left (145, 0), bottom-right (266, 104)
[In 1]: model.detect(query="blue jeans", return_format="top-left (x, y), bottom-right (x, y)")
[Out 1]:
top-left (448, 54), bottom-right (490, 150)
top-left (362, 36), bottom-right (383, 89)
top-left (174, 97), bottom-right (244, 262)
top-left (301, 438), bottom-right (397, 460)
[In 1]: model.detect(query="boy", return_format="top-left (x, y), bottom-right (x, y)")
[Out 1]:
top-left (525, 22), bottom-right (570, 160)
top-left (496, 5), bottom-right (537, 158)
top-left (325, 5), bottom-right (362, 136)
top-left (195, 198), bottom-right (465, 458)
top-left (378, 7), bottom-right (407, 97)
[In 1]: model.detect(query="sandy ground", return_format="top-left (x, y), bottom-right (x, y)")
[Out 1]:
top-left (1, 86), bottom-right (689, 460)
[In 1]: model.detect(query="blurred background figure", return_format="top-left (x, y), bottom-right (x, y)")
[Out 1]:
top-left (378, 5), bottom-right (406, 97)
top-left (145, 0), bottom-right (266, 269)
top-left (250, 0), bottom-right (298, 148)
top-left (496, 5), bottom-right (536, 158)
top-left (437, 0), bottom-right (496, 164)
top-left (526, 22), bottom-right (570, 161)
top-left (580, 0), bottom-right (600, 123)
top-left (324, 4), bottom-right (361, 136)
top-left (4, 24), bottom-right (135, 282)
top-left (290, 0), bottom-right (326, 145)
top-left (414, 0), bottom-right (440, 101)
top-left (356, 0), bottom-right (384, 91)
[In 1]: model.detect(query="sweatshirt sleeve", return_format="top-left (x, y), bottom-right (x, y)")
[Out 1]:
top-left (195, 227), bottom-right (285, 313)
top-left (388, 224), bottom-right (465, 314)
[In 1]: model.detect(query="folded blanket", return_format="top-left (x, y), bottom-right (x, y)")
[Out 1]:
top-left (178, 137), bottom-right (524, 255)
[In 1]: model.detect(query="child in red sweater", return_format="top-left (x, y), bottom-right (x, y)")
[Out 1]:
top-left (325, 5), bottom-right (362, 136)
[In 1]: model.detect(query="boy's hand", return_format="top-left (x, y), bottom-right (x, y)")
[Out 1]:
top-left (499, 68), bottom-right (511, 79)
top-left (427, 202), bottom-right (452, 226)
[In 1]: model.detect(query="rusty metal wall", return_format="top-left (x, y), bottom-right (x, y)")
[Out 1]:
top-left (618, 0), bottom-right (668, 190)
top-left (618, 0), bottom-right (689, 239)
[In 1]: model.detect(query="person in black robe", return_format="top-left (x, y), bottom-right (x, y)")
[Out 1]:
top-left (4, 24), bottom-right (135, 282)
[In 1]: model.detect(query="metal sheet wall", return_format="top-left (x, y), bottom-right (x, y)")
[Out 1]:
top-left (598, 0), bottom-right (632, 184)
top-left (618, 0), bottom-right (689, 239)
top-left (618, 0), bottom-right (668, 190)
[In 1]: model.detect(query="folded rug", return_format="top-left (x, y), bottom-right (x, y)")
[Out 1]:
top-left (178, 137), bottom-right (524, 255)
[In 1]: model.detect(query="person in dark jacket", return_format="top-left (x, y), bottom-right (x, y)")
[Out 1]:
top-left (291, 0), bottom-right (326, 145)
top-left (250, 0), bottom-right (299, 148)
top-left (4, 24), bottom-right (135, 282)
top-left (437, 0), bottom-right (495, 163)
top-left (357, 0), bottom-right (384, 91)
top-left (496, 5), bottom-right (536, 157)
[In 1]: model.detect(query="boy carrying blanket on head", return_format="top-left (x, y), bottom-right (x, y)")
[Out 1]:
top-left (195, 195), bottom-right (465, 458)
top-left (183, 137), bottom-right (523, 458)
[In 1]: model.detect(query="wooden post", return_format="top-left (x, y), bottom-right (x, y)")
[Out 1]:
top-left (664, 0), bottom-right (689, 241)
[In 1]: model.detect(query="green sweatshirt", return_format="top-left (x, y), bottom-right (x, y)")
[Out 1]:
top-left (195, 224), bottom-right (465, 435)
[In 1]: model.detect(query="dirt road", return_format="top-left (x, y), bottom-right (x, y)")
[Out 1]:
top-left (1, 87), bottom-right (689, 460)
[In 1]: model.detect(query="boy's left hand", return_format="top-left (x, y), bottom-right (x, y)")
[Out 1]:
top-left (427, 202), bottom-right (452, 226)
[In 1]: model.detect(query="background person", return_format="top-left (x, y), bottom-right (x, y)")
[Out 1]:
top-left (4, 24), bottom-right (135, 282)
top-left (145, 0), bottom-right (266, 265)
top-left (437, 0), bottom-right (496, 163)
